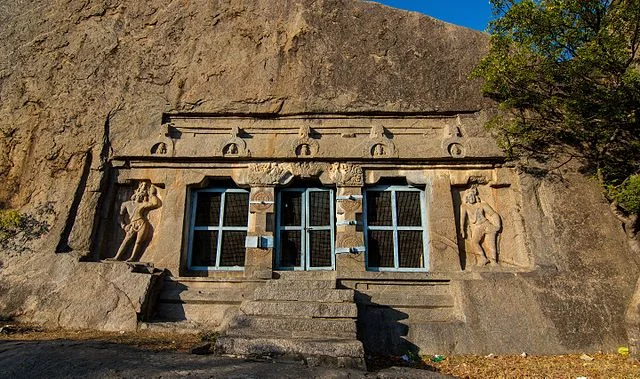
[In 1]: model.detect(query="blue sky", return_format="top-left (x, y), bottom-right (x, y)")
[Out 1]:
top-left (370, 1), bottom-right (494, 31)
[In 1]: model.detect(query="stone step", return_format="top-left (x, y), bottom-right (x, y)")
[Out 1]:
top-left (215, 335), bottom-right (365, 369)
top-left (138, 320), bottom-right (208, 335)
top-left (252, 287), bottom-right (354, 302)
top-left (352, 283), bottom-right (452, 296)
top-left (274, 271), bottom-right (337, 281)
top-left (355, 292), bottom-right (454, 308)
top-left (162, 277), bottom-right (263, 291)
top-left (154, 302), bottom-right (239, 325)
top-left (227, 315), bottom-right (357, 337)
top-left (264, 279), bottom-right (336, 290)
top-left (240, 300), bottom-right (358, 318)
top-left (159, 288), bottom-right (248, 304)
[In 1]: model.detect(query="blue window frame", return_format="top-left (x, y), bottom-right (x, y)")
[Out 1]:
top-left (275, 188), bottom-right (335, 270)
top-left (187, 188), bottom-right (250, 271)
top-left (363, 185), bottom-right (429, 272)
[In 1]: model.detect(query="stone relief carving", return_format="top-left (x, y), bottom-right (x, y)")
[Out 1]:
top-left (250, 190), bottom-right (274, 212)
top-left (289, 162), bottom-right (326, 178)
top-left (459, 186), bottom-right (502, 266)
top-left (366, 125), bottom-right (397, 158)
top-left (148, 123), bottom-right (176, 156)
top-left (338, 198), bottom-right (361, 213)
top-left (150, 142), bottom-right (168, 155)
top-left (336, 233), bottom-right (364, 249)
top-left (242, 162), bottom-right (364, 186)
top-left (329, 163), bottom-right (364, 186)
top-left (442, 119), bottom-right (466, 158)
top-left (220, 126), bottom-right (250, 157)
top-left (111, 182), bottom-right (162, 262)
top-left (245, 163), bottom-right (292, 185)
top-left (448, 142), bottom-right (465, 157)
top-left (290, 125), bottom-right (319, 158)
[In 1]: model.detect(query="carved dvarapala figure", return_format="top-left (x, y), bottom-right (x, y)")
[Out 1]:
top-left (113, 182), bottom-right (162, 262)
top-left (460, 187), bottom-right (502, 266)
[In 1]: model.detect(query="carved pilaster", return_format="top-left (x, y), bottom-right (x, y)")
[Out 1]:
top-left (245, 186), bottom-right (275, 279)
top-left (335, 186), bottom-right (366, 274)
top-left (430, 175), bottom-right (460, 272)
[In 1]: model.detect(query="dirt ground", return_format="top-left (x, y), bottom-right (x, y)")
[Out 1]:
top-left (1, 323), bottom-right (638, 378)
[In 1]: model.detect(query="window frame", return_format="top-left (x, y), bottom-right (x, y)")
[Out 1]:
top-left (274, 187), bottom-right (336, 271)
top-left (363, 185), bottom-right (430, 272)
top-left (187, 187), bottom-right (250, 271)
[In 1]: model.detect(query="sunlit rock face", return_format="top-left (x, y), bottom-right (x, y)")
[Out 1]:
top-left (0, 0), bottom-right (637, 360)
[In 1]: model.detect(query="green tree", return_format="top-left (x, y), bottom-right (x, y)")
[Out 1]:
top-left (474, 0), bottom-right (640, 225)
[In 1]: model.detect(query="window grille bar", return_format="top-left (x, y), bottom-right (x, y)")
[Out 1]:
top-left (391, 190), bottom-right (399, 269)
top-left (215, 191), bottom-right (226, 268)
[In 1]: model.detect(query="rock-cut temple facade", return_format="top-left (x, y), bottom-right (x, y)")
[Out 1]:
top-left (0, 0), bottom-right (638, 367)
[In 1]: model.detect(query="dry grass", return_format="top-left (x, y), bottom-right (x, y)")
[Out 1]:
top-left (425, 353), bottom-right (639, 378)
top-left (0, 322), bottom-right (205, 352)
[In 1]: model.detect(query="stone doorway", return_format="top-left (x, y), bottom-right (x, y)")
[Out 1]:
top-left (275, 187), bottom-right (336, 270)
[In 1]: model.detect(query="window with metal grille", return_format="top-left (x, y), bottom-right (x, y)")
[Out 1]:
top-left (275, 188), bottom-right (335, 270)
top-left (188, 188), bottom-right (249, 270)
top-left (364, 186), bottom-right (429, 271)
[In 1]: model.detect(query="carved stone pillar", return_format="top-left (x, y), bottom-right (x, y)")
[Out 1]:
top-left (245, 186), bottom-right (275, 279)
top-left (329, 163), bottom-right (366, 275)
top-left (429, 174), bottom-right (460, 271)
top-left (335, 186), bottom-right (366, 275)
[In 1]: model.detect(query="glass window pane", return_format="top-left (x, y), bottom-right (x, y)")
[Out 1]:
top-left (191, 230), bottom-right (218, 267)
top-left (195, 192), bottom-right (221, 226)
top-left (367, 230), bottom-right (394, 268)
top-left (396, 191), bottom-right (422, 227)
top-left (398, 231), bottom-right (424, 268)
top-left (366, 191), bottom-right (392, 226)
top-left (219, 231), bottom-right (246, 267)
top-left (280, 191), bottom-right (302, 226)
top-left (223, 192), bottom-right (249, 226)
top-left (309, 230), bottom-right (332, 267)
top-left (309, 191), bottom-right (331, 226)
top-left (279, 230), bottom-right (302, 267)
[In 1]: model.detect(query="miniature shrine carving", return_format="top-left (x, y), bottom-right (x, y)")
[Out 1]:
top-left (291, 125), bottom-right (319, 157)
top-left (221, 126), bottom-right (250, 157)
top-left (366, 125), bottom-right (396, 158)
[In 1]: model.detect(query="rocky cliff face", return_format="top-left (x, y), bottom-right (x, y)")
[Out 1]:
top-left (0, 0), bottom-right (638, 356)
top-left (0, 0), bottom-right (488, 209)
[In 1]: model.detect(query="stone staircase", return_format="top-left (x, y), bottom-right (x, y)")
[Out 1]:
top-left (347, 279), bottom-right (462, 355)
top-left (215, 272), bottom-right (366, 369)
top-left (141, 277), bottom-right (261, 333)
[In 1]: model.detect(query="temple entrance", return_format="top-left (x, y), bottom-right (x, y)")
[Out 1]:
top-left (275, 187), bottom-right (335, 270)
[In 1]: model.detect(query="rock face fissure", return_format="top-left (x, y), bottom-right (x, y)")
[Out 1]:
top-left (216, 273), bottom-right (366, 369)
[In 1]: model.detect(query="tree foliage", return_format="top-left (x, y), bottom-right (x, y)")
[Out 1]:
top-left (474, 0), bottom-right (640, 215)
